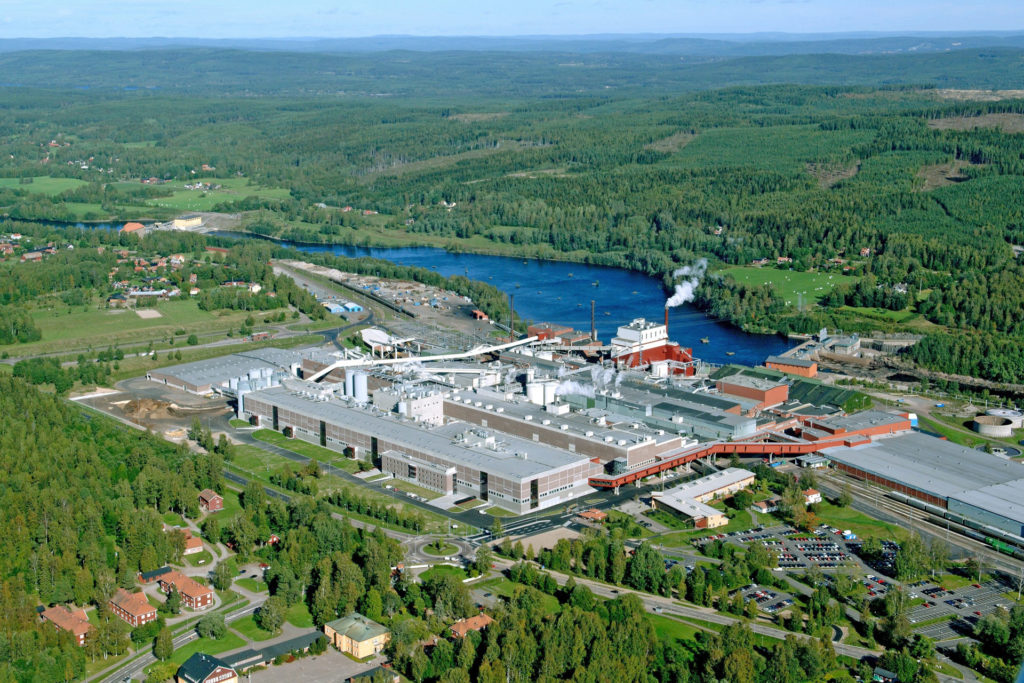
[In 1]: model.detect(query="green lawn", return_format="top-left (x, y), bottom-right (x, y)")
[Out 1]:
top-left (388, 479), bottom-right (443, 500)
top-left (235, 577), bottom-right (268, 593)
top-left (285, 601), bottom-right (314, 629)
top-left (230, 615), bottom-right (276, 642)
top-left (184, 550), bottom-right (214, 567)
top-left (0, 175), bottom-right (89, 196)
top-left (421, 565), bottom-right (468, 582)
top-left (647, 613), bottom-right (706, 643)
top-left (479, 577), bottom-right (561, 615)
top-left (162, 512), bottom-right (187, 526)
top-left (216, 488), bottom-right (243, 520)
top-left (229, 418), bottom-right (252, 428)
top-left (812, 500), bottom-right (909, 543)
top-left (422, 541), bottom-right (459, 557)
top-left (153, 631), bottom-right (246, 668)
top-left (718, 266), bottom-right (857, 306)
top-left (252, 429), bottom-right (360, 473)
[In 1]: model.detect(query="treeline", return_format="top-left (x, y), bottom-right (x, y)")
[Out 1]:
top-left (325, 488), bottom-right (427, 533)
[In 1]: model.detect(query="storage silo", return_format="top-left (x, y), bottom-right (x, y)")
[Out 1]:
top-left (353, 372), bottom-right (369, 403)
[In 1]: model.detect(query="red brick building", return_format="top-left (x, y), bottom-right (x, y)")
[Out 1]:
top-left (765, 355), bottom-right (818, 379)
top-left (158, 571), bottom-right (214, 610)
top-left (198, 489), bottom-right (223, 512)
top-left (716, 376), bottom-right (789, 411)
top-left (110, 589), bottom-right (157, 627)
top-left (40, 605), bottom-right (92, 646)
top-left (450, 613), bottom-right (494, 638)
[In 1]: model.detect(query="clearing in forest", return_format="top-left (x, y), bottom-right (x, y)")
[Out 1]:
top-left (806, 160), bottom-right (860, 188)
top-left (927, 113), bottom-right (1024, 133)
top-left (644, 131), bottom-right (695, 153)
top-left (916, 159), bottom-right (983, 191)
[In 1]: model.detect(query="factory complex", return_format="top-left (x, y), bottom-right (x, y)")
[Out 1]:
top-left (138, 314), bottom-right (1024, 531)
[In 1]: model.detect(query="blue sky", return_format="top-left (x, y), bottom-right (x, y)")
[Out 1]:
top-left (1, 0), bottom-right (1020, 38)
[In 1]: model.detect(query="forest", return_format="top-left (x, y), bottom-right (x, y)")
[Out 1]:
top-left (2, 49), bottom-right (1024, 381)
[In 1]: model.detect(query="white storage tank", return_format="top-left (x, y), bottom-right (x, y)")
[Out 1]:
top-left (526, 382), bottom-right (545, 405)
top-left (987, 408), bottom-right (1024, 429)
top-left (345, 371), bottom-right (355, 397)
top-left (353, 372), bottom-right (369, 403)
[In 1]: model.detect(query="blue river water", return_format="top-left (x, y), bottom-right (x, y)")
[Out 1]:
top-left (62, 223), bottom-right (791, 365)
top-left (268, 241), bottom-right (792, 366)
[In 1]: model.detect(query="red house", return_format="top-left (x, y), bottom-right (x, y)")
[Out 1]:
top-left (198, 489), bottom-right (223, 512)
top-left (158, 571), bottom-right (214, 610)
top-left (41, 605), bottom-right (92, 646)
top-left (109, 589), bottom-right (157, 627)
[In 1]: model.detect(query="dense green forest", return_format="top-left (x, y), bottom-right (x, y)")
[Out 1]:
top-left (1, 49), bottom-right (1024, 381)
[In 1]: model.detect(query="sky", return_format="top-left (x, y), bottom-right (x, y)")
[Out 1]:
top-left (1, 0), bottom-right (1021, 38)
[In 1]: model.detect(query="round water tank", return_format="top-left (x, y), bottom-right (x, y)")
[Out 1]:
top-left (973, 415), bottom-right (1014, 438)
top-left (354, 372), bottom-right (369, 402)
top-left (542, 381), bottom-right (557, 405)
top-left (526, 383), bottom-right (544, 405)
top-left (345, 371), bottom-right (355, 397)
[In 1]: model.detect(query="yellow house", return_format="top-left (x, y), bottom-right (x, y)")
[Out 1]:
top-left (324, 612), bottom-right (390, 658)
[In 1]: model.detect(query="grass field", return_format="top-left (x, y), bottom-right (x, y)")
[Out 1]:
top-left (286, 601), bottom-right (314, 628)
top-left (388, 479), bottom-right (443, 500)
top-left (229, 418), bottom-right (252, 428)
top-left (251, 429), bottom-right (361, 473)
top-left (646, 613), bottom-right (706, 644)
top-left (230, 614), bottom-right (276, 641)
top-left (184, 550), bottom-right (214, 567)
top-left (235, 577), bottom-right (268, 593)
top-left (718, 266), bottom-right (856, 306)
top-left (108, 177), bottom-right (293, 213)
top-left (421, 565), bottom-right (469, 582)
top-left (162, 512), bottom-right (187, 526)
top-left (812, 500), bottom-right (909, 543)
top-left (422, 541), bottom-right (459, 557)
top-left (0, 175), bottom-right (89, 196)
top-left (0, 297), bottom-right (289, 357)
top-left (155, 631), bottom-right (246, 668)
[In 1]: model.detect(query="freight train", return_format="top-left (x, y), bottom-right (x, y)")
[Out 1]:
top-left (886, 491), bottom-right (1024, 560)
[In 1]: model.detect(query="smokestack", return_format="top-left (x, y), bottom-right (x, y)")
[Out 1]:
top-left (591, 300), bottom-right (596, 341)
top-left (508, 294), bottom-right (514, 342)
top-left (664, 306), bottom-right (669, 337)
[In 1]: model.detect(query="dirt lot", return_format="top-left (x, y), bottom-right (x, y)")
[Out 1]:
top-left (928, 113), bottom-right (1024, 133)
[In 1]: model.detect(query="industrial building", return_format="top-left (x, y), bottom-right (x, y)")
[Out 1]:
top-left (241, 384), bottom-right (598, 514)
top-left (822, 432), bottom-right (1024, 536)
top-left (651, 468), bottom-right (755, 528)
top-left (146, 348), bottom-right (303, 395)
top-left (609, 317), bottom-right (696, 375)
top-left (765, 355), bottom-right (818, 378)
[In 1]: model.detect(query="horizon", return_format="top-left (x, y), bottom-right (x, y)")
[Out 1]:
top-left (5, 1), bottom-right (1024, 40)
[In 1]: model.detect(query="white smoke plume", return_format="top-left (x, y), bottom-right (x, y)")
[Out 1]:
top-left (554, 380), bottom-right (596, 398)
top-left (590, 365), bottom-right (617, 389)
top-left (665, 258), bottom-right (708, 308)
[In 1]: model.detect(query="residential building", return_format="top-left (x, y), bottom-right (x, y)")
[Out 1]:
top-left (175, 653), bottom-right (237, 683)
top-left (198, 489), bottom-right (223, 512)
top-left (109, 588), bottom-right (157, 627)
top-left (324, 612), bottom-right (390, 658)
top-left (804, 488), bottom-right (822, 505)
top-left (450, 613), bottom-right (494, 638)
top-left (158, 571), bottom-right (214, 610)
top-left (40, 605), bottom-right (92, 646)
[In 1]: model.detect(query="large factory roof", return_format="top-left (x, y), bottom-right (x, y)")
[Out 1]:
top-left (949, 481), bottom-right (1024, 526)
top-left (817, 410), bottom-right (908, 433)
top-left (766, 355), bottom-right (816, 368)
top-left (449, 390), bottom-right (675, 448)
top-left (152, 347), bottom-right (303, 388)
top-left (821, 432), bottom-right (1024, 500)
top-left (247, 386), bottom-right (591, 480)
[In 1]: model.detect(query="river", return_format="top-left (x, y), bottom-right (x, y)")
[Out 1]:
top-left (62, 223), bottom-right (792, 365)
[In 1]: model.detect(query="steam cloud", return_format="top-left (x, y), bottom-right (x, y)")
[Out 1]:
top-left (554, 380), bottom-right (595, 398)
top-left (665, 258), bottom-right (708, 308)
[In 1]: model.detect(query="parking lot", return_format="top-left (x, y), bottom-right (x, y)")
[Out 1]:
top-left (908, 578), bottom-right (1011, 642)
top-left (724, 523), bottom-right (867, 571)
